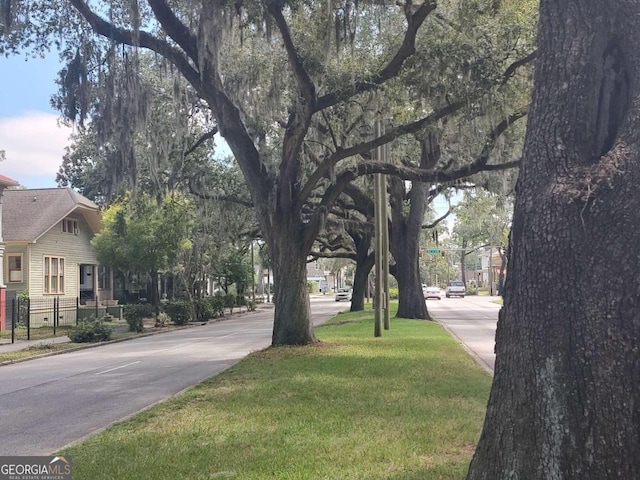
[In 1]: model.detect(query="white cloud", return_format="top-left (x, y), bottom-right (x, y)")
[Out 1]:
top-left (0, 111), bottom-right (73, 188)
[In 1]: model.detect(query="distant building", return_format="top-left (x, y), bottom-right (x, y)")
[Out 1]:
top-left (306, 262), bottom-right (328, 293)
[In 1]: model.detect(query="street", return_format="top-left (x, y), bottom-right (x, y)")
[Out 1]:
top-left (0, 295), bottom-right (498, 456)
top-left (426, 295), bottom-right (501, 374)
top-left (0, 296), bottom-right (346, 456)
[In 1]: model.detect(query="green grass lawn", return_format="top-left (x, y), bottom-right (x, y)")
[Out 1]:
top-left (0, 342), bottom-right (80, 362)
top-left (60, 306), bottom-right (491, 480)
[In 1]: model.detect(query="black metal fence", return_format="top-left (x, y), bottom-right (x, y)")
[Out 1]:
top-left (3, 296), bottom-right (80, 342)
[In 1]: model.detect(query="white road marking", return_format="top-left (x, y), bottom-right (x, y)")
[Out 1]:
top-left (96, 361), bottom-right (141, 375)
top-left (219, 333), bottom-right (239, 339)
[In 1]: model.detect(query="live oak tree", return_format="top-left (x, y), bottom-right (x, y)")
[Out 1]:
top-left (57, 56), bottom-right (258, 308)
top-left (466, 0), bottom-right (640, 478)
top-left (55, 51), bottom-right (220, 204)
top-left (2, 0), bottom-right (531, 345)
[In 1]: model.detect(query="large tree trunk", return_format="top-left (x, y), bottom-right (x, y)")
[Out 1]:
top-left (388, 134), bottom-right (439, 319)
top-left (269, 224), bottom-right (317, 346)
top-left (395, 251), bottom-right (430, 319)
top-left (148, 270), bottom-right (160, 315)
top-left (391, 227), bottom-right (429, 319)
top-left (348, 227), bottom-right (374, 312)
top-left (467, 1), bottom-right (640, 478)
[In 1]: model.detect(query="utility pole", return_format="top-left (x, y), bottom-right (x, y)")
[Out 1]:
top-left (489, 246), bottom-right (494, 296)
top-left (373, 119), bottom-right (390, 336)
top-left (382, 130), bottom-right (390, 331)
top-left (251, 241), bottom-right (255, 303)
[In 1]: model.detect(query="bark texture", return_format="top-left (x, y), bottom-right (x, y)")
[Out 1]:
top-left (389, 174), bottom-right (429, 319)
top-left (349, 228), bottom-right (374, 312)
top-left (467, 1), bottom-right (640, 478)
top-left (269, 220), bottom-right (317, 345)
top-left (389, 134), bottom-right (440, 319)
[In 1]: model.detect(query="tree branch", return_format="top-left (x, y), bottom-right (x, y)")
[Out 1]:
top-left (422, 207), bottom-right (452, 229)
top-left (309, 250), bottom-right (357, 261)
top-left (297, 96), bottom-right (470, 208)
top-left (501, 50), bottom-right (536, 85)
top-left (475, 109), bottom-right (528, 167)
top-left (268, 3), bottom-right (317, 214)
top-left (321, 137), bottom-right (523, 215)
top-left (302, 52), bottom-right (533, 205)
top-left (68, 0), bottom-right (202, 92)
top-left (185, 128), bottom-right (219, 157)
top-left (315, 0), bottom-right (437, 112)
top-left (343, 184), bottom-right (374, 217)
top-left (187, 178), bottom-right (254, 208)
top-left (147, 0), bottom-right (199, 62)
top-left (267, 3), bottom-right (316, 108)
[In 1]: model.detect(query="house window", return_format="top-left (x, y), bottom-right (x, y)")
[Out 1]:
top-left (44, 256), bottom-right (65, 294)
top-left (7, 254), bottom-right (23, 283)
top-left (62, 219), bottom-right (78, 235)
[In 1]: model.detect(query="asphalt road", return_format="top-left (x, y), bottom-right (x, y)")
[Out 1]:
top-left (426, 295), bottom-right (501, 374)
top-left (0, 296), bottom-right (347, 456)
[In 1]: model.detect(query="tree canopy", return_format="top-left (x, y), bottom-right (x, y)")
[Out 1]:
top-left (1, 0), bottom-right (535, 344)
top-left (91, 191), bottom-right (193, 306)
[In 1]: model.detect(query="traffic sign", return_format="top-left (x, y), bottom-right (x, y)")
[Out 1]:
top-left (425, 249), bottom-right (441, 254)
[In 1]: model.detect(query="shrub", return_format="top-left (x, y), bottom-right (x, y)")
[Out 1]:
top-left (194, 298), bottom-right (214, 322)
top-left (69, 319), bottom-right (112, 343)
top-left (388, 287), bottom-right (399, 300)
top-left (124, 304), bottom-right (154, 332)
top-left (163, 300), bottom-right (190, 325)
top-left (246, 300), bottom-right (257, 312)
top-left (17, 290), bottom-right (30, 327)
top-left (155, 312), bottom-right (170, 327)
top-left (224, 294), bottom-right (236, 313)
top-left (210, 296), bottom-right (225, 318)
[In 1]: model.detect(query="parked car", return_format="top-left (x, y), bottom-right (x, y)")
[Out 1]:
top-left (445, 281), bottom-right (466, 298)
top-left (423, 286), bottom-right (442, 300)
top-left (335, 288), bottom-right (352, 302)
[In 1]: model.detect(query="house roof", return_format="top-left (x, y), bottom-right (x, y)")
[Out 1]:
top-left (3, 188), bottom-right (102, 242)
top-left (306, 263), bottom-right (326, 281)
top-left (0, 175), bottom-right (19, 187)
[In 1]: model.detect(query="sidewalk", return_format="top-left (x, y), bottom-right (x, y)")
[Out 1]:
top-left (0, 335), bottom-right (72, 353)
top-left (0, 302), bottom-right (276, 355)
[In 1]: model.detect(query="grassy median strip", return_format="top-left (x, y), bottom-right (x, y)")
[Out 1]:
top-left (60, 306), bottom-right (491, 480)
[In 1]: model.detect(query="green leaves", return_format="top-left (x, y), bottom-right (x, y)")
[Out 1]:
top-left (91, 191), bottom-right (194, 276)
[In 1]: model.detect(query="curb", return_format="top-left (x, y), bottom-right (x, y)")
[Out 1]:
top-left (434, 317), bottom-right (494, 377)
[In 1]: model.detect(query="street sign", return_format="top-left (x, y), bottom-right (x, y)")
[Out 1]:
top-left (425, 249), bottom-right (441, 254)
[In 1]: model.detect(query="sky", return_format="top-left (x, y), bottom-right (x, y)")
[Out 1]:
top-left (0, 53), bottom-right (72, 189)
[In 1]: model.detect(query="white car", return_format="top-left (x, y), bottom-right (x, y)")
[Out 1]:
top-left (334, 288), bottom-right (352, 302)
top-left (423, 286), bottom-right (442, 300)
top-left (445, 281), bottom-right (466, 298)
